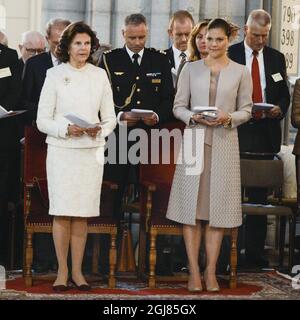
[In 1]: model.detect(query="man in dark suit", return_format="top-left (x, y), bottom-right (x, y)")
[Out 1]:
top-left (101, 13), bottom-right (174, 219)
top-left (20, 18), bottom-right (71, 124)
top-left (165, 10), bottom-right (194, 87)
top-left (228, 9), bottom-right (290, 267)
top-left (0, 43), bottom-right (22, 268)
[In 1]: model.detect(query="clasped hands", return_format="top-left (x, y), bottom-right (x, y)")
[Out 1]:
top-left (120, 112), bottom-right (158, 127)
top-left (67, 124), bottom-right (101, 138)
top-left (191, 109), bottom-right (230, 127)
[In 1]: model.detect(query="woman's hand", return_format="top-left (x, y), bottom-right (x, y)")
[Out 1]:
top-left (191, 109), bottom-right (231, 127)
top-left (67, 125), bottom-right (86, 137)
top-left (85, 126), bottom-right (101, 139)
top-left (211, 109), bottom-right (230, 126)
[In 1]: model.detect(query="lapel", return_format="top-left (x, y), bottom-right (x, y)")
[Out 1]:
top-left (46, 51), bottom-right (54, 68)
top-left (263, 46), bottom-right (271, 100)
top-left (165, 47), bottom-right (175, 69)
top-left (237, 41), bottom-right (246, 65)
top-left (122, 46), bottom-right (137, 72)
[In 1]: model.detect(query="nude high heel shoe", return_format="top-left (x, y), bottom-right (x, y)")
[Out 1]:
top-left (204, 270), bottom-right (220, 292)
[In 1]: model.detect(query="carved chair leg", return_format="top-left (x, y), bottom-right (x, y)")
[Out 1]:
top-left (279, 216), bottom-right (287, 267)
top-left (108, 232), bottom-right (117, 288)
top-left (137, 227), bottom-right (147, 278)
top-left (92, 234), bottom-right (100, 274)
top-left (148, 230), bottom-right (157, 289)
top-left (229, 228), bottom-right (238, 289)
top-left (288, 216), bottom-right (296, 270)
top-left (24, 231), bottom-right (33, 287)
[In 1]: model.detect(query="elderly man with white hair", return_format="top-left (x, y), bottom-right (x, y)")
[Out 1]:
top-left (19, 31), bottom-right (46, 69)
top-left (0, 30), bottom-right (8, 46)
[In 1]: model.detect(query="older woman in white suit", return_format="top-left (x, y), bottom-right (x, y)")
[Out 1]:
top-left (166, 18), bottom-right (252, 292)
top-left (37, 22), bottom-right (116, 291)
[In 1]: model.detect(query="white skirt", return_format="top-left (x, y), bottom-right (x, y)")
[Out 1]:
top-left (46, 145), bottom-right (104, 217)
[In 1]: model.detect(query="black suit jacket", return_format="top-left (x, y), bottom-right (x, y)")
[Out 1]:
top-left (100, 47), bottom-right (174, 123)
top-left (165, 47), bottom-right (175, 69)
top-left (20, 52), bottom-right (53, 122)
top-left (228, 41), bottom-right (290, 153)
top-left (0, 44), bottom-right (22, 149)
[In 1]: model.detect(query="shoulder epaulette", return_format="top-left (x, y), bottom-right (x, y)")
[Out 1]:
top-left (149, 47), bottom-right (167, 55)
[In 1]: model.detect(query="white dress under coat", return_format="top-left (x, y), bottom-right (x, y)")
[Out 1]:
top-left (37, 62), bottom-right (117, 217)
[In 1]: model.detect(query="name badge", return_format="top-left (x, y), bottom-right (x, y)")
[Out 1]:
top-left (272, 73), bottom-right (283, 82)
top-left (0, 67), bottom-right (12, 79)
top-left (114, 72), bottom-right (124, 76)
top-left (152, 79), bottom-right (161, 84)
top-left (146, 72), bottom-right (161, 77)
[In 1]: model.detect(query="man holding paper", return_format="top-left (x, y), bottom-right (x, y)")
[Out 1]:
top-left (100, 13), bottom-right (174, 219)
top-left (228, 9), bottom-right (290, 267)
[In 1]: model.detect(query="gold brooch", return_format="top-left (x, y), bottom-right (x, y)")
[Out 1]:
top-left (64, 77), bottom-right (71, 85)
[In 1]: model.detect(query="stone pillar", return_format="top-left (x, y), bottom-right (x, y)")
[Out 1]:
top-left (199, 0), bottom-right (219, 20)
top-left (245, 0), bottom-right (263, 16)
top-left (41, 0), bottom-right (86, 28)
top-left (112, 0), bottom-right (141, 48)
top-left (148, 0), bottom-right (171, 49)
top-left (85, 0), bottom-right (112, 45)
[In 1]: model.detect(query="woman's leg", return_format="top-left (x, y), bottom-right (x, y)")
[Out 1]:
top-left (70, 217), bottom-right (88, 285)
top-left (204, 225), bottom-right (224, 290)
top-left (183, 221), bottom-right (202, 289)
top-left (52, 216), bottom-right (71, 286)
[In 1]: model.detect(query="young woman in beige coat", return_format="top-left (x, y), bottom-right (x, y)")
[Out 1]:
top-left (166, 18), bottom-right (252, 292)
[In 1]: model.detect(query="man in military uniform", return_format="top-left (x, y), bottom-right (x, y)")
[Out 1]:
top-left (100, 13), bottom-right (174, 220)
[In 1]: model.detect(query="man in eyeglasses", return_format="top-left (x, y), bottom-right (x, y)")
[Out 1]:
top-left (18, 31), bottom-right (46, 71)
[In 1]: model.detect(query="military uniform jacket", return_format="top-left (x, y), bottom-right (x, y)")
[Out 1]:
top-left (100, 47), bottom-right (174, 123)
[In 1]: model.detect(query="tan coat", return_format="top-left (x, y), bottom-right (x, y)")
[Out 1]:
top-left (166, 59), bottom-right (252, 228)
top-left (291, 79), bottom-right (300, 155)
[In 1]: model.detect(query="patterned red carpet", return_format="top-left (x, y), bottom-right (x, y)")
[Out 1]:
top-left (1, 272), bottom-right (300, 300)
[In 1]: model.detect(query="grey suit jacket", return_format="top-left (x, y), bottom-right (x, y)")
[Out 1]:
top-left (166, 59), bottom-right (253, 227)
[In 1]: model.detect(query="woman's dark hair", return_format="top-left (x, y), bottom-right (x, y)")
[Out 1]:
top-left (56, 21), bottom-right (98, 64)
top-left (207, 18), bottom-right (240, 43)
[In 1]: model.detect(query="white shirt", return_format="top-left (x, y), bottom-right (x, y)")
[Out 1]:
top-left (125, 46), bottom-right (144, 65)
top-left (172, 45), bottom-right (188, 71)
top-left (51, 52), bottom-right (60, 67)
top-left (244, 40), bottom-right (266, 102)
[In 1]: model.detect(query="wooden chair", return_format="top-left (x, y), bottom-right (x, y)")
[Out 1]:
top-left (23, 126), bottom-right (118, 288)
top-left (240, 157), bottom-right (296, 269)
top-left (138, 121), bottom-right (238, 289)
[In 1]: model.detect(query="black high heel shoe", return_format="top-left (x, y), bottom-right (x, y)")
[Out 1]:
top-left (70, 278), bottom-right (91, 291)
top-left (52, 284), bottom-right (70, 292)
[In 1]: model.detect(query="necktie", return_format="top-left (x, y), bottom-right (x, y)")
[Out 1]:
top-left (252, 50), bottom-right (263, 120)
top-left (179, 51), bottom-right (187, 64)
top-left (132, 53), bottom-right (140, 69)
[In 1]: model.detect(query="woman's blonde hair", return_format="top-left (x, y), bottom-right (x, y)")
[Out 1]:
top-left (188, 20), bottom-right (210, 62)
